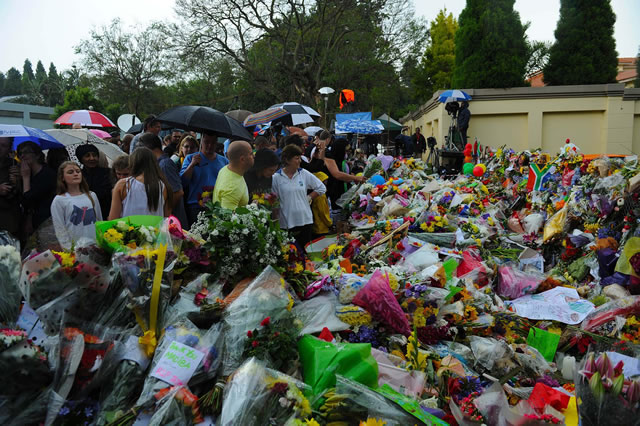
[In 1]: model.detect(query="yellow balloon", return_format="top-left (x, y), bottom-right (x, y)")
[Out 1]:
top-left (479, 164), bottom-right (486, 172)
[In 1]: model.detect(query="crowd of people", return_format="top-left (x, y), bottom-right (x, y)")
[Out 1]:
top-left (0, 116), bottom-right (375, 253)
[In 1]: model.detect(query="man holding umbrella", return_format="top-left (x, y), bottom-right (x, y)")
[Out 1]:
top-left (180, 131), bottom-right (229, 226)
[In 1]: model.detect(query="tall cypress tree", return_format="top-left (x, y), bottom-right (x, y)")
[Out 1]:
top-left (453, 0), bottom-right (528, 89)
top-left (22, 59), bottom-right (34, 89)
top-left (0, 72), bottom-right (5, 96)
top-left (35, 61), bottom-right (47, 83)
top-left (5, 68), bottom-right (22, 95)
top-left (544, 0), bottom-right (617, 85)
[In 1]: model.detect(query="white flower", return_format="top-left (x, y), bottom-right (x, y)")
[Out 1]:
top-left (234, 247), bottom-right (241, 254)
top-left (212, 229), bottom-right (219, 236)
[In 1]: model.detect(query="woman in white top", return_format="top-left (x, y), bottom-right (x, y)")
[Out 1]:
top-left (50, 161), bottom-right (103, 249)
top-left (108, 147), bottom-right (171, 219)
top-left (272, 144), bottom-right (326, 249)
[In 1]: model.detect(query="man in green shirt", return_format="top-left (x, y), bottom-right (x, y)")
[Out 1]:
top-left (213, 140), bottom-right (254, 210)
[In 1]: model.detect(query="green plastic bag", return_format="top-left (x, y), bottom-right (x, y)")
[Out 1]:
top-left (298, 335), bottom-right (378, 397)
top-left (526, 327), bottom-right (560, 363)
top-left (95, 215), bottom-right (164, 253)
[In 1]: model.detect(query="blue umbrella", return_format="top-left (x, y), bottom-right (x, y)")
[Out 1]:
top-left (438, 89), bottom-right (472, 103)
top-left (0, 124), bottom-right (64, 150)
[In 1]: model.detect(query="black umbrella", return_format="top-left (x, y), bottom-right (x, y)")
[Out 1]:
top-left (156, 105), bottom-right (253, 141)
top-left (126, 122), bottom-right (172, 135)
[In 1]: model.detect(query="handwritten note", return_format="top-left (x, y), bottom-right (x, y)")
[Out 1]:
top-left (151, 340), bottom-right (205, 386)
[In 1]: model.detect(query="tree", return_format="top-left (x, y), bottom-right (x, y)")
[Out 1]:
top-left (453, 0), bottom-right (528, 89)
top-left (22, 59), bottom-right (34, 89)
top-left (0, 72), bottom-right (5, 96)
top-left (46, 63), bottom-right (65, 106)
top-left (4, 67), bottom-right (22, 95)
top-left (53, 87), bottom-right (105, 120)
top-left (414, 9), bottom-right (458, 101)
top-left (75, 19), bottom-right (172, 116)
top-left (543, 0), bottom-right (617, 85)
top-left (173, 0), bottom-right (427, 107)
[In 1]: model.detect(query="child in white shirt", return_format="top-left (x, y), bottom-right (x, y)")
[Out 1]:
top-left (50, 161), bottom-right (102, 249)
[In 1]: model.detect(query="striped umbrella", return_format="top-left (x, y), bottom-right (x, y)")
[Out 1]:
top-left (269, 102), bottom-right (321, 125)
top-left (437, 90), bottom-right (472, 104)
top-left (243, 108), bottom-right (290, 127)
top-left (54, 110), bottom-right (116, 128)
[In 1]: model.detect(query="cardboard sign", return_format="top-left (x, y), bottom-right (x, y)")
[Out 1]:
top-left (527, 327), bottom-right (560, 362)
top-left (151, 340), bottom-right (205, 386)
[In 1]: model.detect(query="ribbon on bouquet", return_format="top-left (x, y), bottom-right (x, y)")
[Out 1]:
top-left (134, 244), bottom-right (167, 357)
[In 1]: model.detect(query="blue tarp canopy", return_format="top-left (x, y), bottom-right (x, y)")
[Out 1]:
top-left (334, 112), bottom-right (384, 135)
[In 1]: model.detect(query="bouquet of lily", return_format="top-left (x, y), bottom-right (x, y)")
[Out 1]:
top-left (576, 351), bottom-right (640, 425)
top-left (190, 202), bottom-right (289, 282)
top-left (218, 357), bottom-right (313, 426)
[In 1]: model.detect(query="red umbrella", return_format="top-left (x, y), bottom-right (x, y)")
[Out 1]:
top-left (54, 110), bottom-right (116, 128)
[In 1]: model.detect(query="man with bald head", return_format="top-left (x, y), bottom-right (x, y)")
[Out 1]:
top-left (212, 140), bottom-right (254, 210)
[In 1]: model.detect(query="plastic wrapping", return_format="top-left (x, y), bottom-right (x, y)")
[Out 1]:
top-left (352, 269), bottom-right (410, 336)
top-left (293, 293), bottom-right (350, 335)
top-left (218, 357), bottom-right (312, 426)
top-left (0, 232), bottom-right (22, 324)
top-left (222, 266), bottom-right (297, 375)
top-left (469, 336), bottom-right (515, 374)
top-left (135, 319), bottom-right (224, 409)
top-left (165, 273), bottom-right (224, 329)
top-left (337, 272), bottom-right (368, 304)
top-left (316, 375), bottom-right (427, 425)
top-left (497, 265), bottom-right (544, 300)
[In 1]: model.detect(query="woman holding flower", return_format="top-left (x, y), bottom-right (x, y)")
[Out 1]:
top-left (272, 144), bottom-right (325, 249)
top-left (50, 161), bottom-right (102, 249)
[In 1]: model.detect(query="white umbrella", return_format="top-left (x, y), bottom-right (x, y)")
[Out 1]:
top-left (45, 129), bottom-right (126, 166)
top-left (304, 126), bottom-right (324, 136)
top-left (269, 102), bottom-right (321, 126)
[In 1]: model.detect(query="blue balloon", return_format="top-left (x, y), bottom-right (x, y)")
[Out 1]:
top-left (393, 178), bottom-right (404, 185)
top-left (369, 174), bottom-right (386, 186)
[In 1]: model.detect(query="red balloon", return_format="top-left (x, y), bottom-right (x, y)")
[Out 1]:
top-left (473, 165), bottom-right (484, 177)
top-left (464, 156), bottom-right (473, 163)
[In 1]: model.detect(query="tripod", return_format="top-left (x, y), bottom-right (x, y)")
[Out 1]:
top-left (444, 116), bottom-right (464, 151)
top-left (426, 138), bottom-right (439, 169)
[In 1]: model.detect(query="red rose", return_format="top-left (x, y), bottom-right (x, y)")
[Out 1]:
top-left (251, 340), bottom-right (259, 348)
top-left (260, 317), bottom-right (271, 326)
top-left (274, 332), bottom-right (280, 337)
top-left (247, 330), bottom-right (253, 338)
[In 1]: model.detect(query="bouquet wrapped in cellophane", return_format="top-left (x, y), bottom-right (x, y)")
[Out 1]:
top-left (0, 231), bottom-right (22, 324)
top-left (575, 351), bottom-right (640, 425)
top-left (222, 266), bottom-right (298, 375)
top-left (218, 357), bottom-right (313, 426)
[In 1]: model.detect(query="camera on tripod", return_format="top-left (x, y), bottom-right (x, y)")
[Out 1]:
top-left (445, 101), bottom-right (459, 118)
top-left (427, 136), bottom-right (437, 149)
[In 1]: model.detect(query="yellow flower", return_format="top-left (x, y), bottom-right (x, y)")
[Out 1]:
top-left (360, 418), bottom-right (387, 426)
top-left (305, 419), bottom-right (320, 426)
top-left (548, 326), bottom-right (563, 335)
top-left (52, 250), bottom-right (75, 268)
top-left (104, 228), bottom-right (124, 244)
top-left (627, 316), bottom-right (639, 326)
top-left (287, 294), bottom-right (294, 311)
top-left (293, 262), bottom-right (304, 274)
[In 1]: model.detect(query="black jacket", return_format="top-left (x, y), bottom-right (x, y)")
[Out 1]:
top-left (458, 106), bottom-right (471, 129)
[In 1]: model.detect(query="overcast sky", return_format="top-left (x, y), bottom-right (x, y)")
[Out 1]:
top-left (0, 0), bottom-right (638, 73)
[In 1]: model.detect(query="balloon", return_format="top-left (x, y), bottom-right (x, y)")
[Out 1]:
top-left (463, 163), bottom-right (475, 175)
top-left (369, 174), bottom-right (386, 186)
top-left (464, 156), bottom-right (473, 163)
top-left (465, 143), bottom-right (473, 151)
top-left (479, 164), bottom-right (487, 173)
top-left (473, 165), bottom-right (484, 177)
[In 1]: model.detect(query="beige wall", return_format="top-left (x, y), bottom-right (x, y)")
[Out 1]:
top-left (401, 85), bottom-right (640, 155)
